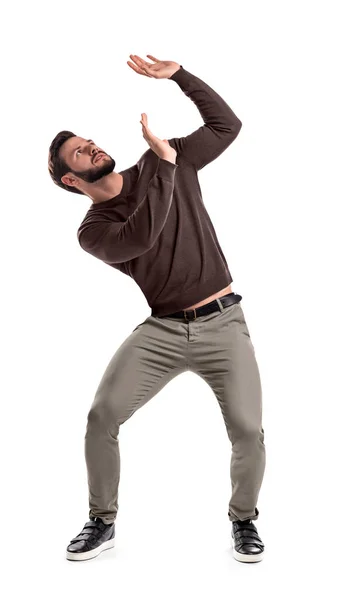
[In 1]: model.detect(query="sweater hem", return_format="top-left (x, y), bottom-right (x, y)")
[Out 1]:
top-left (150, 271), bottom-right (233, 317)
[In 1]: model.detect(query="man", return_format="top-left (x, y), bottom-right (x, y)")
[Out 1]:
top-left (48, 54), bottom-right (266, 563)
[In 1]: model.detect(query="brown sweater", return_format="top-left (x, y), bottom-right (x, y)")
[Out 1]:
top-left (77, 65), bottom-right (242, 317)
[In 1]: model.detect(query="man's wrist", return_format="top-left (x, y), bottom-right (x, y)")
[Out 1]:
top-left (168, 64), bottom-right (182, 79)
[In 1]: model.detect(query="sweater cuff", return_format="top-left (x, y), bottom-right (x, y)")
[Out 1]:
top-left (169, 65), bottom-right (186, 83)
top-left (156, 157), bottom-right (178, 181)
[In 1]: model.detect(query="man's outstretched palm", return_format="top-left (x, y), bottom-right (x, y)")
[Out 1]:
top-left (127, 54), bottom-right (180, 79)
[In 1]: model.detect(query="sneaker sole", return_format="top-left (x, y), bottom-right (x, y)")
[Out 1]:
top-left (231, 536), bottom-right (264, 563)
top-left (66, 536), bottom-right (115, 561)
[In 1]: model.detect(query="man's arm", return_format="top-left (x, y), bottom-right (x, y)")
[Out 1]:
top-left (77, 158), bottom-right (177, 264)
top-left (168, 65), bottom-right (242, 171)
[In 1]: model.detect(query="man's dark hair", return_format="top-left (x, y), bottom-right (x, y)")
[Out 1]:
top-left (48, 130), bottom-right (85, 195)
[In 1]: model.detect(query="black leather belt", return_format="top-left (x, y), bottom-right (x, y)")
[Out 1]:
top-left (157, 292), bottom-right (243, 322)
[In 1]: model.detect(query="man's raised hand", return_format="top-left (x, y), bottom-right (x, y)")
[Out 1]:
top-left (127, 54), bottom-right (180, 79)
top-left (140, 113), bottom-right (177, 164)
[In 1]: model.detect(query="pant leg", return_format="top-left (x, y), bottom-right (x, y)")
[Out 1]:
top-left (84, 315), bottom-right (188, 525)
top-left (186, 301), bottom-right (266, 522)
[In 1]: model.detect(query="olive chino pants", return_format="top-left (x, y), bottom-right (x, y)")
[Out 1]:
top-left (84, 298), bottom-right (266, 525)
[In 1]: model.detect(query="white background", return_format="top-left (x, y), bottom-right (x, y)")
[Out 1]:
top-left (1, 0), bottom-right (338, 597)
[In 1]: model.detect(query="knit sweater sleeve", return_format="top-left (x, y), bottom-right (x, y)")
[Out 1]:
top-left (77, 158), bottom-right (177, 264)
top-left (168, 65), bottom-right (242, 171)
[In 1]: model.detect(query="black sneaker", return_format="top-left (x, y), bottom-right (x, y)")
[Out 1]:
top-left (66, 516), bottom-right (115, 561)
top-left (231, 519), bottom-right (265, 562)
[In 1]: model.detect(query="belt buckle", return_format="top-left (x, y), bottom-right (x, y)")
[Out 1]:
top-left (183, 308), bottom-right (197, 322)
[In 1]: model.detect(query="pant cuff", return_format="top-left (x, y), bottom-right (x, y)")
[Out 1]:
top-left (228, 507), bottom-right (259, 522)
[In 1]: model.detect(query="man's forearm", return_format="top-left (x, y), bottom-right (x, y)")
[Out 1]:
top-left (168, 65), bottom-right (242, 170)
top-left (77, 158), bottom-right (177, 264)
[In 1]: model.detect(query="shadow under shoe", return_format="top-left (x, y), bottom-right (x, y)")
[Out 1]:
top-left (66, 516), bottom-right (115, 561)
top-left (231, 518), bottom-right (265, 563)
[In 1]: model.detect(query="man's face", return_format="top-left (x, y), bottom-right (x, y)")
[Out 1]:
top-left (60, 136), bottom-right (116, 185)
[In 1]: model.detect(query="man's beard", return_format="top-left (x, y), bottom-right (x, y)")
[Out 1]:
top-left (71, 155), bottom-right (116, 184)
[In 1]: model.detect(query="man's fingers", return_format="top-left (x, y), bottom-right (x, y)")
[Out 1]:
top-left (131, 54), bottom-right (152, 67)
top-left (146, 54), bottom-right (160, 63)
top-left (127, 61), bottom-right (152, 77)
top-left (129, 54), bottom-right (155, 77)
top-left (140, 114), bottom-right (152, 141)
top-left (127, 60), bottom-right (145, 75)
top-left (141, 113), bottom-right (151, 132)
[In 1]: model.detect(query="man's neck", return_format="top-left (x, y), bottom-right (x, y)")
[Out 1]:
top-left (89, 172), bottom-right (124, 204)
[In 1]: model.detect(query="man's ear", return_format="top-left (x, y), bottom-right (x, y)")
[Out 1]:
top-left (61, 174), bottom-right (76, 187)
